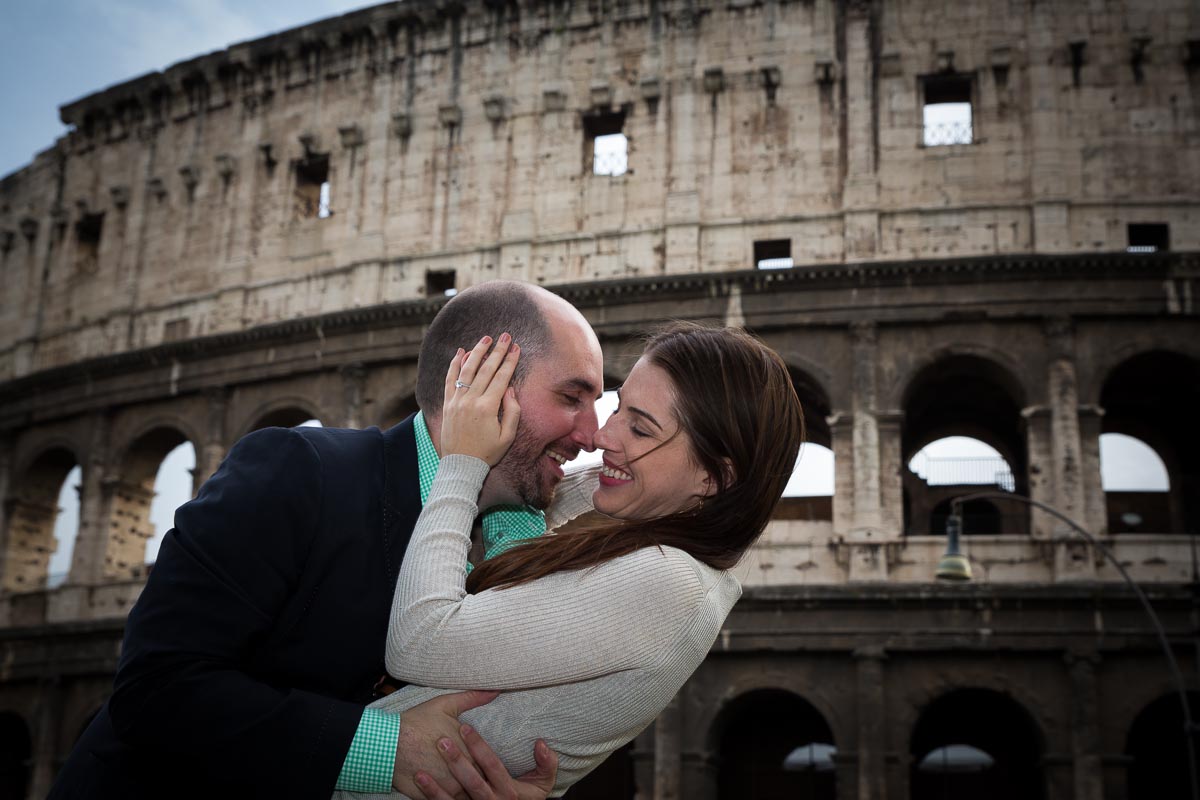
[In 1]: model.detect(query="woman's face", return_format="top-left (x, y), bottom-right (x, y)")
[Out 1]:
top-left (591, 357), bottom-right (714, 520)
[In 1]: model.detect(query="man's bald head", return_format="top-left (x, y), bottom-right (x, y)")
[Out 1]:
top-left (415, 281), bottom-right (558, 416)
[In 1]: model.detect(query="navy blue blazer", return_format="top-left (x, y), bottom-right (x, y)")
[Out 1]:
top-left (50, 418), bottom-right (423, 800)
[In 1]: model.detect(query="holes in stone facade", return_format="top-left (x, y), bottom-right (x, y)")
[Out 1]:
top-left (294, 154), bottom-right (331, 219)
top-left (754, 238), bottom-right (793, 269)
top-left (1127, 223), bottom-right (1169, 253)
top-left (922, 75), bottom-right (973, 146)
top-left (4, 447), bottom-right (78, 592)
top-left (583, 110), bottom-right (628, 176)
top-left (425, 269), bottom-right (457, 297)
top-left (75, 212), bottom-right (104, 272)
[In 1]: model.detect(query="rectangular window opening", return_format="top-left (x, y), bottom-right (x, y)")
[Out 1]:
top-left (75, 212), bottom-right (104, 271)
top-left (923, 75), bottom-right (973, 147)
top-left (426, 269), bottom-right (457, 297)
top-left (584, 111), bottom-right (628, 177)
top-left (754, 239), bottom-right (793, 270)
top-left (295, 155), bottom-right (331, 219)
top-left (1127, 223), bottom-right (1169, 253)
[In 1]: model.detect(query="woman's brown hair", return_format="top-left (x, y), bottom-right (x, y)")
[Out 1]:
top-left (466, 322), bottom-right (805, 593)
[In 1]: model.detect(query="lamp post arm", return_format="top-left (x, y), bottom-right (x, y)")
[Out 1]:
top-left (951, 490), bottom-right (1198, 800)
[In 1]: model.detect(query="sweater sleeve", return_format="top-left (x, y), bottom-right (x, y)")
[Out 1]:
top-left (384, 455), bottom-right (706, 690)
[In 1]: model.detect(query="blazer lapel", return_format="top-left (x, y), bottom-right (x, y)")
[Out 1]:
top-left (381, 415), bottom-right (422, 587)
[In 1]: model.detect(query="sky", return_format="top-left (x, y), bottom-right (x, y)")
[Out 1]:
top-left (1, 0), bottom-right (379, 179)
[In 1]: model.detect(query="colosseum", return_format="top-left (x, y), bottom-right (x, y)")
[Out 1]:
top-left (1, 0), bottom-right (1198, 798)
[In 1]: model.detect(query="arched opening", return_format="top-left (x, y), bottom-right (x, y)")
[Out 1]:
top-left (777, 368), bottom-right (834, 522)
top-left (715, 689), bottom-right (837, 800)
top-left (902, 356), bottom-right (1028, 535)
top-left (908, 437), bottom-right (1019, 535)
top-left (1101, 433), bottom-right (1171, 533)
top-left (145, 441), bottom-right (197, 563)
top-left (48, 464), bottom-right (82, 588)
top-left (910, 688), bottom-right (1043, 800)
top-left (563, 741), bottom-right (636, 799)
top-left (0, 711), bottom-right (32, 800)
top-left (105, 427), bottom-right (194, 579)
top-left (1100, 352), bottom-right (1199, 534)
top-left (1125, 691), bottom-right (1200, 799)
top-left (4, 447), bottom-right (78, 592)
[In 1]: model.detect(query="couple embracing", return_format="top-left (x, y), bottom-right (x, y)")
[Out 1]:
top-left (51, 280), bottom-right (804, 800)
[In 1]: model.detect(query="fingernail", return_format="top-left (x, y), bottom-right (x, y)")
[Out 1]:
top-left (499, 332), bottom-right (510, 343)
top-left (416, 774), bottom-right (430, 787)
top-left (480, 335), bottom-right (492, 344)
top-left (461, 723), bottom-right (474, 737)
top-left (438, 738), bottom-right (453, 753)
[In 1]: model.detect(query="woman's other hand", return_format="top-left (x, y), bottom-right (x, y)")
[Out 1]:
top-left (441, 333), bottom-right (522, 466)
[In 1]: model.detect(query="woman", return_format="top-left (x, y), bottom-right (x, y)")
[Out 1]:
top-left (344, 322), bottom-right (804, 800)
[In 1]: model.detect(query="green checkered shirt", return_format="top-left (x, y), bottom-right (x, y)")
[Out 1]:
top-left (334, 412), bottom-right (547, 791)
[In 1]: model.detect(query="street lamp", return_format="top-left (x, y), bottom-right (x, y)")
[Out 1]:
top-left (936, 490), bottom-right (1198, 800)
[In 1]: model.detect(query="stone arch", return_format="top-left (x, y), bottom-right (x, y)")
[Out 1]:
top-left (707, 688), bottom-right (839, 800)
top-left (1124, 691), bottom-right (1200, 800)
top-left (909, 687), bottom-right (1045, 800)
top-left (0, 710), bottom-right (32, 799)
top-left (3, 446), bottom-right (79, 592)
top-left (900, 353), bottom-right (1030, 535)
top-left (885, 341), bottom-right (1031, 413)
top-left (235, 397), bottom-right (326, 440)
top-left (1080, 337), bottom-right (1200, 407)
top-left (1100, 350), bottom-right (1200, 534)
top-left (102, 425), bottom-right (195, 579)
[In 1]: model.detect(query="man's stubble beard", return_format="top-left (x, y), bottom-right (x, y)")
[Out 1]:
top-left (492, 425), bottom-right (558, 510)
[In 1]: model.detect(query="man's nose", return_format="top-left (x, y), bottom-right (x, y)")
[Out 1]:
top-left (572, 404), bottom-right (600, 452)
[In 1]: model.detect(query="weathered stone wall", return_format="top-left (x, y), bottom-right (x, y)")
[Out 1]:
top-left (1, 0), bottom-right (1197, 382)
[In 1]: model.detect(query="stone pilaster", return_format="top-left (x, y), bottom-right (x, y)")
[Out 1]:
top-left (0, 435), bottom-right (12, 587)
top-left (842, 0), bottom-right (880, 259)
top-left (1065, 649), bottom-right (1104, 800)
top-left (830, 411), bottom-right (856, 540)
top-left (847, 322), bottom-right (889, 580)
top-left (341, 363), bottom-right (368, 429)
top-left (1045, 318), bottom-right (1097, 580)
top-left (28, 678), bottom-right (64, 800)
top-left (653, 694), bottom-right (682, 800)
top-left (855, 645), bottom-right (888, 800)
top-left (69, 413), bottom-right (112, 585)
top-left (198, 387), bottom-right (230, 485)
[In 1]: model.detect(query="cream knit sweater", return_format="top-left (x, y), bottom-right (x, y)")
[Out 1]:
top-left (333, 455), bottom-right (741, 799)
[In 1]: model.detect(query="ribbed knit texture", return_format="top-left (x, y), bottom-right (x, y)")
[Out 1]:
top-left (331, 456), bottom-right (741, 799)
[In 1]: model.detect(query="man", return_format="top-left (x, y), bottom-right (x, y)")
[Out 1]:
top-left (50, 281), bottom-right (605, 799)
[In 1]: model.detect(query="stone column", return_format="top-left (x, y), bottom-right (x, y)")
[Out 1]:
top-left (69, 413), bottom-right (112, 585)
top-left (653, 695), bottom-right (682, 800)
top-left (855, 645), bottom-right (888, 800)
top-left (1045, 318), bottom-right (1096, 580)
top-left (198, 387), bottom-right (229, 486)
top-left (341, 363), bottom-right (368, 429)
top-left (1022, 404), bottom-right (1054, 539)
top-left (1065, 649), bottom-right (1104, 800)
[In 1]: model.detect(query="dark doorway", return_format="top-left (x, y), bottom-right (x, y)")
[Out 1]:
top-left (716, 689), bottom-right (837, 800)
top-left (1126, 692), bottom-right (1200, 800)
top-left (564, 741), bottom-right (635, 798)
top-left (0, 712), bottom-right (31, 800)
top-left (910, 688), bottom-right (1043, 800)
